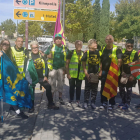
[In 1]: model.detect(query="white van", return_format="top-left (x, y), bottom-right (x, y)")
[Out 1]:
top-left (37, 36), bottom-right (53, 52)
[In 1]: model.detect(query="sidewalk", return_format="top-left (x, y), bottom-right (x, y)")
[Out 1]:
top-left (1, 79), bottom-right (140, 140)
top-left (32, 78), bottom-right (140, 140)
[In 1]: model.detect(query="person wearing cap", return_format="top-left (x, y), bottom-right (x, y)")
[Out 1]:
top-left (45, 34), bottom-right (69, 105)
top-left (118, 39), bottom-right (139, 110)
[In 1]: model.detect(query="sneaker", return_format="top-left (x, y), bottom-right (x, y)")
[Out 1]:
top-left (84, 102), bottom-right (88, 109)
top-left (108, 104), bottom-right (113, 110)
top-left (76, 101), bottom-right (82, 108)
top-left (118, 102), bottom-right (125, 108)
top-left (48, 104), bottom-right (59, 110)
top-left (28, 107), bottom-right (34, 113)
top-left (9, 106), bottom-right (15, 112)
top-left (91, 103), bottom-right (96, 109)
top-left (17, 112), bottom-right (28, 119)
top-left (121, 104), bottom-right (129, 110)
top-left (59, 97), bottom-right (65, 105)
top-left (100, 103), bottom-right (106, 109)
top-left (135, 104), bottom-right (140, 109)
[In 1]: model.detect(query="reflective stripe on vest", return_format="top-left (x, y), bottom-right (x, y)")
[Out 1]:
top-left (29, 53), bottom-right (46, 76)
top-left (47, 44), bottom-right (67, 70)
top-left (122, 49), bottom-right (136, 63)
top-left (69, 50), bottom-right (84, 80)
top-left (11, 47), bottom-right (25, 77)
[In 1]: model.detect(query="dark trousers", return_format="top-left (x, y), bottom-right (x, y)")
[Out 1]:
top-left (138, 80), bottom-right (140, 94)
top-left (69, 78), bottom-right (82, 101)
top-left (100, 71), bottom-right (115, 105)
top-left (84, 77), bottom-right (98, 103)
top-left (119, 87), bottom-right (132, 104)
top-left (39, 78), bottom-right (53, 105)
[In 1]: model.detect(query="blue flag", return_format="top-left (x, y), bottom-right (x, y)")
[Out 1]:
top-left (0, 52), bottom-right (32, 108)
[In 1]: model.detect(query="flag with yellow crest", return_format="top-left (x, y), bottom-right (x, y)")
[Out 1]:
top-left (0, 52), bottom-right (32, 108)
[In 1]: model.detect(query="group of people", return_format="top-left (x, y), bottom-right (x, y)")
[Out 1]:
top-left (0, 34), bottom-right (140, 119)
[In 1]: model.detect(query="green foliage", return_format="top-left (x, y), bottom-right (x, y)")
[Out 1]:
top-left (88, 0), bottom-right (101, 42)
top-left (100, 0), bottom-right (110, 46)
top-left (1, 19), bottom-right (16, 38)
top-left (65, 0), bottom-right (93, 42)
top-left (115, 0), bottom-right (140, 39)
top-left (18, 21), bottom-right (43, 37)
top-left (42, 22), bottom-right (55, 35)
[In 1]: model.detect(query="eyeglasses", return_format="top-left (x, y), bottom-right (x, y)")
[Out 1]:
top-left (32, 47), bottom-right (39, 50)
top-left (2, 43), bottom-right (10, 46)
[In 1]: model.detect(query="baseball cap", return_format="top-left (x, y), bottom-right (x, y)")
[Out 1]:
top-left (126, 39), bottom-right (134, 44)
top-left (55, 34), bottom-right (62, 38)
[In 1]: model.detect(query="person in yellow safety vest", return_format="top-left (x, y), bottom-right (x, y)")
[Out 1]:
top-left (45, 34), bottom-right (69, 105)
top-left (82, 39), bottom-right (102, 109)
top-left (66, 40), bottom-right (84, 107)
top-left (99, 35), bottom-right (122, 110)
top-left (0, 39), bottom-right (28, 119)
top-left (24, 41), bottom-right (59, 112)
top-left (11, 37), bottom-right (28, 77)
top-left (118, 39), bottom-right (139, 110)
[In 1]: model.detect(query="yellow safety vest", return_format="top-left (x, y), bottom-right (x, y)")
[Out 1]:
top-left (102, 44), bottom-right (120, 75)
top-left (122, 49), bottom-right (137, 62)
top-left (47, 44), bottom-right (66, 70)
top-left (69, 50), bottom-right (85, 80)
top-left (11, 47), bottom-right (26, 77)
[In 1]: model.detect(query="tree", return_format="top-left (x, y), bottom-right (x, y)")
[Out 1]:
top-left (89, 0), bottom-right (101, 41)
top-left (1, 19), bottom-right (16, 39)
top-left (42, 22), bottom-right (55, 35)
top-left (18, 21), bottom-right (43, 38)
top-left (114, 0), bottom-right (140, 39)
top-left (99, 0), bottom-right (110, 46)
top-left (65, 0), bottom-right (93, 42)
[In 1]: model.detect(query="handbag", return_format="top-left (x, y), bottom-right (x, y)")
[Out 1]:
top-left (120, 72), bottom-right (130, 84)
top-left (89, 73), bottom-right (99, 83)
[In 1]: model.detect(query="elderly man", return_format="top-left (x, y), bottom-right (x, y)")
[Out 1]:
top-left (45, 34), bottom-right (69, 105)
top-left (119, 39), bottom-right (139, 110)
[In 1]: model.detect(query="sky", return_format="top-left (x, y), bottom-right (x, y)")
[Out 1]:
top-left (0, 0), bottom-right (118, 25)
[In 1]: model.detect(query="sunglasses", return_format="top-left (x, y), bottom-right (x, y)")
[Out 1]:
top-left (55, 37), bottom-right (62, 40)
top-left (2, 43), bottom-right (10, 46)
top-left (126, 45), bottom-right (133, 48)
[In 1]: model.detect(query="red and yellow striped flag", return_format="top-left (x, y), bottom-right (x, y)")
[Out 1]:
top-left (130, 62), bottom-right (140, 80)
top-left (102, 58), bottom-right (119, 100)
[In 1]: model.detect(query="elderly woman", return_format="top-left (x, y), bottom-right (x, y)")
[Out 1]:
top-left (81, 39), bottom-right (101, 109)
top-left (66, 40), bottom-right (84, 107)
top-left (24, 41), bottom-right (59, 112)
top-left (99, 35), bottom-right (122, 110)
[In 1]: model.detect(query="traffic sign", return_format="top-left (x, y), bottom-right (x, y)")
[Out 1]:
top-left (14, 0), bottom-right (58, 10)
top-left (14, 9), bottom-right (57, 22)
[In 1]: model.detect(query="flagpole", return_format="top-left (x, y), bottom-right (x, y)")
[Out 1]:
top-left (107, 99), bottom-right (109, 113)
top-left (63, 0), bottom-right (65, 32)
top-left (60, 0), bottom-right (62, 22)
top-left (1, 55), bottom-right (4, 122)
